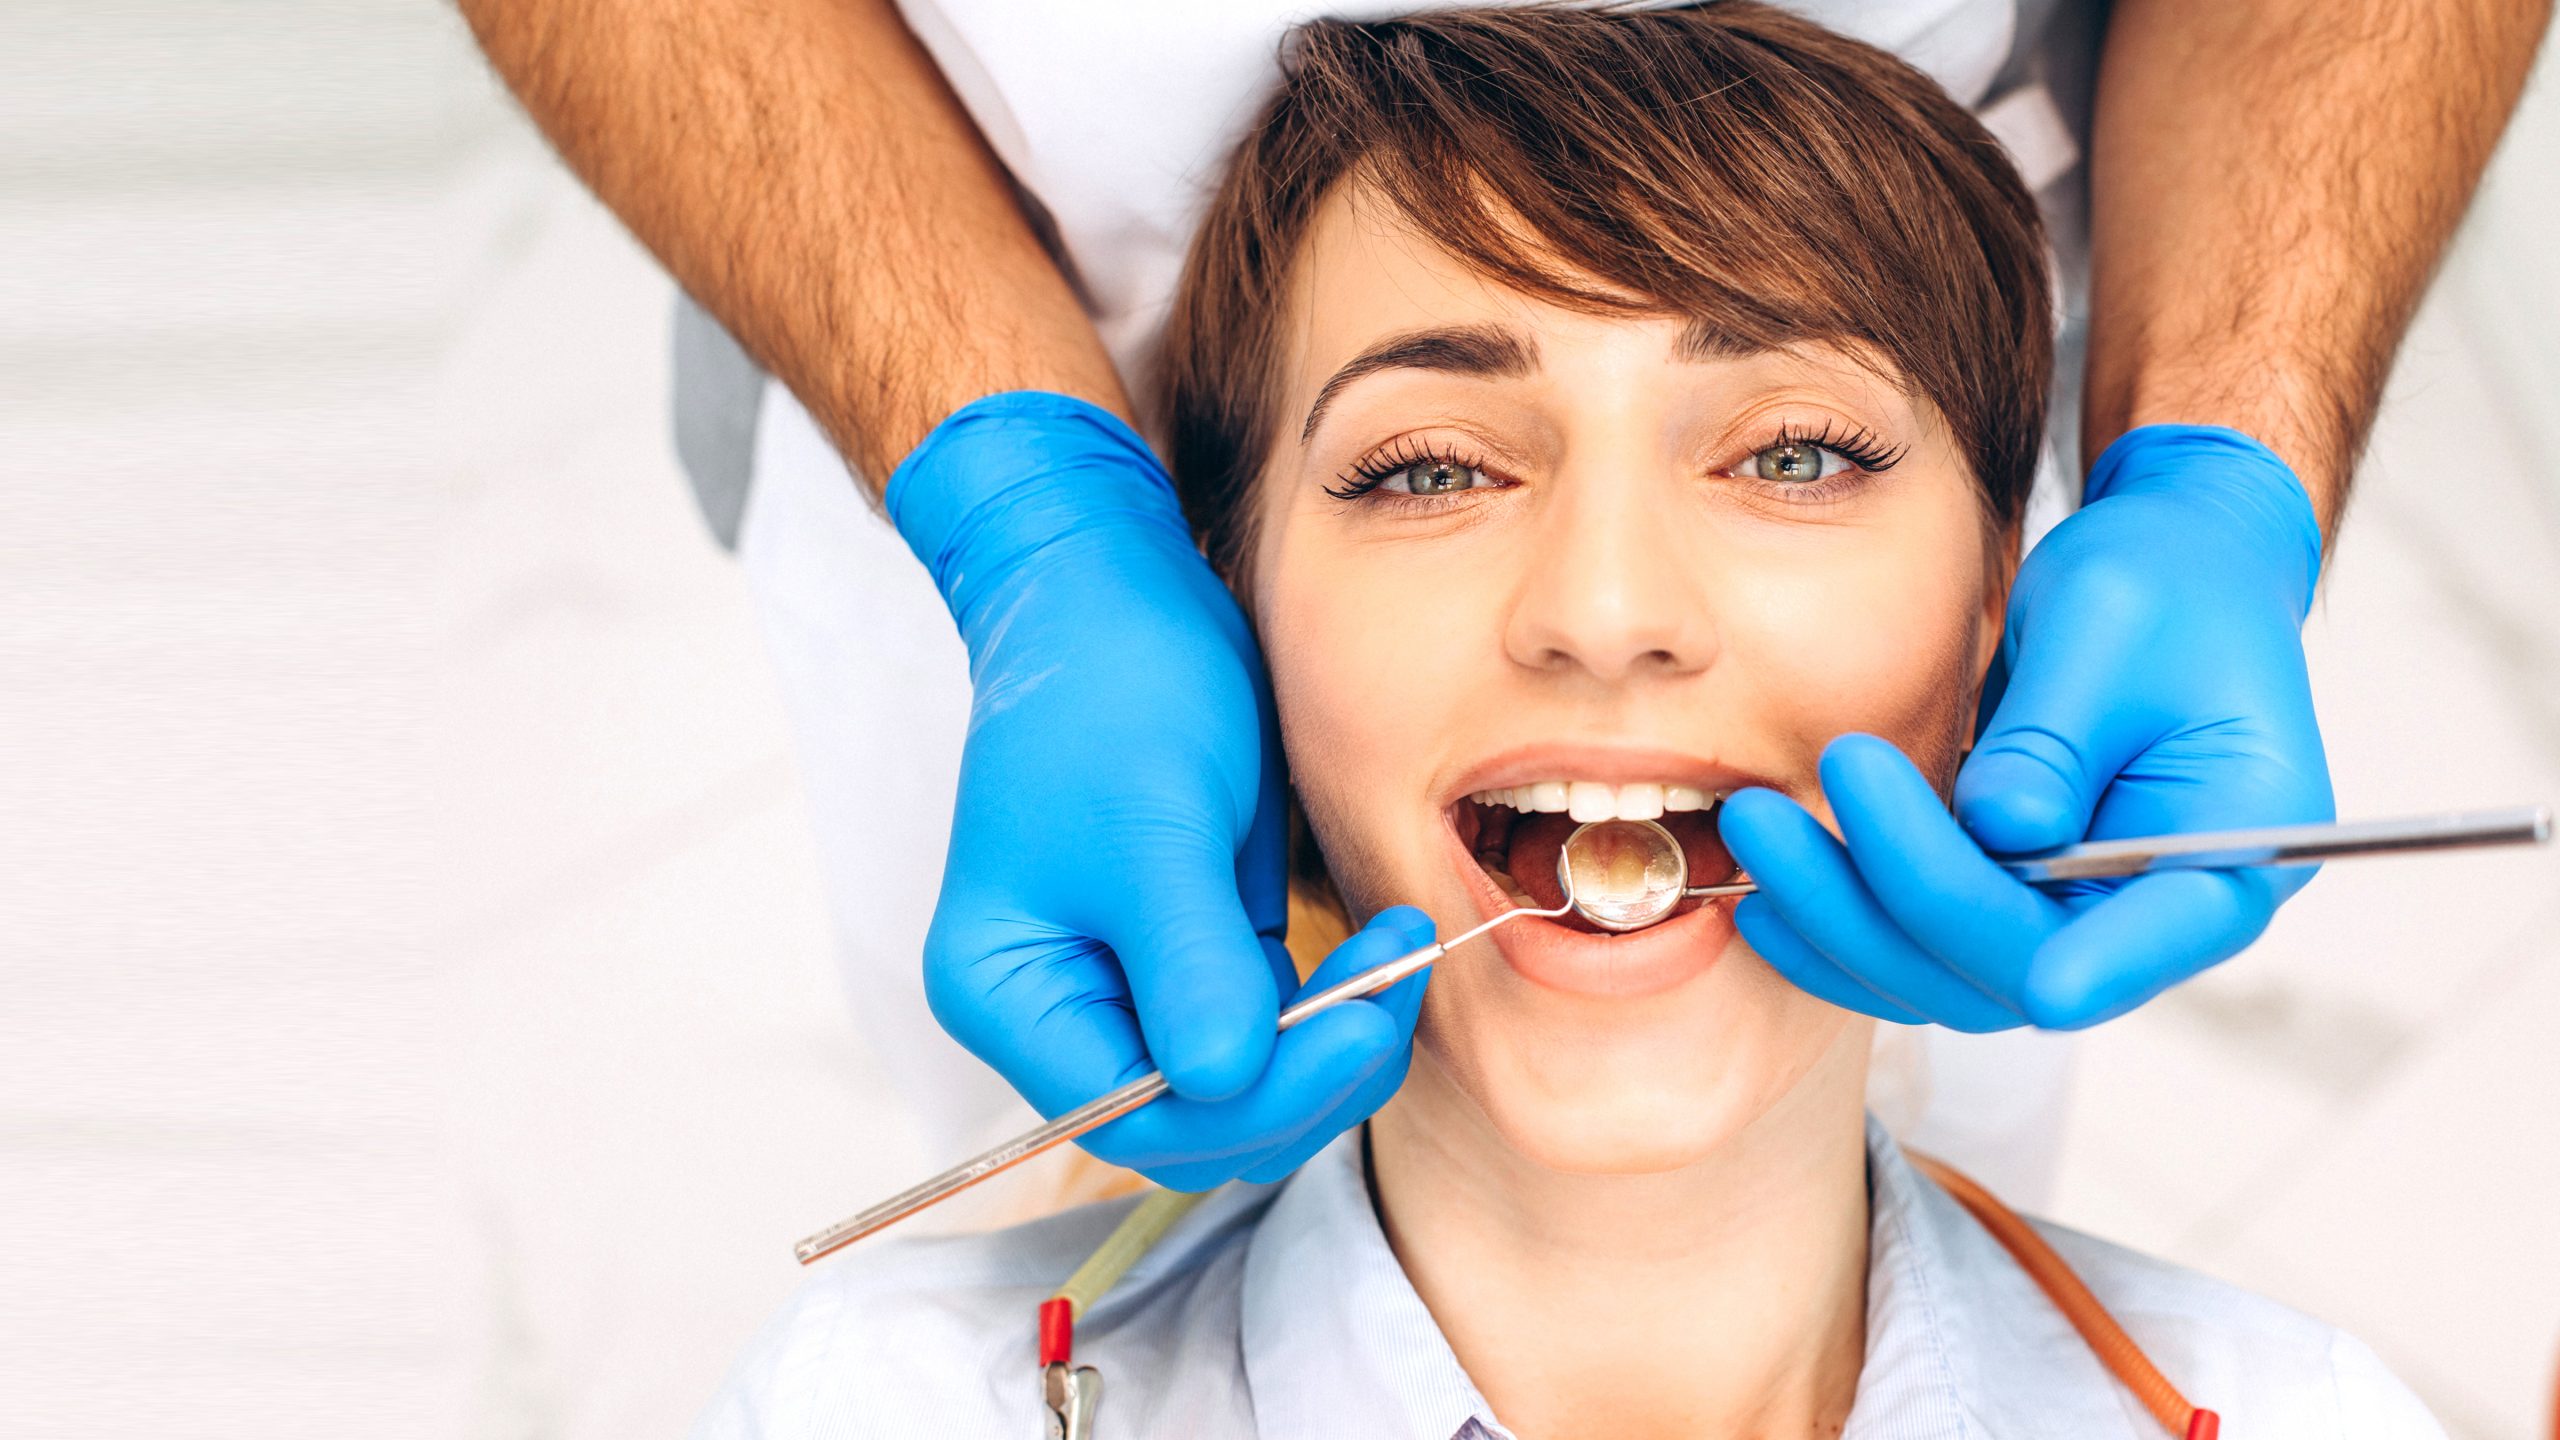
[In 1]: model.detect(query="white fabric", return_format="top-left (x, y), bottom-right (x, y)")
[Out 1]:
top-left (896, 0), bottom-right (2025, 383)
top-left (741, 0), bottom-right (2097, 1186)
top-left (691, 1118), bottom-right (2444, 1439)
top-left (738, 383), bottom-right (1029, 1159)
top-left (1978, 80), bottom-right (2081, 192)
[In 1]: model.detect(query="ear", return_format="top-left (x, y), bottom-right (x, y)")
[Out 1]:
top-left (1972, 517), bottom-right (2021, 678)
top-left (1953, 517), bottom-right (2020, 752)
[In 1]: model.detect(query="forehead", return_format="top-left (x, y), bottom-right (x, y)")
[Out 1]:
top-left (1272, 180), bottom-right (1915, 431)
top-left (1278, 182), bottom-right (1590, 381)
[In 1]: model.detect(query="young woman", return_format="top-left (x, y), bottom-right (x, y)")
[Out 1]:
top-left (696, 7), bottom-right (2440, 1435)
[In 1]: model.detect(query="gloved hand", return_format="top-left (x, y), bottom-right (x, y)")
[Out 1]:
top-left (1720, 425), bottom-right (2334, 1030)
top-left (889, 391), bottom-right (1426, 1187)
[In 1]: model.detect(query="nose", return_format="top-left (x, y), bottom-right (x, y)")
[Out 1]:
top-left (1502, 461), bottom-right (1718, 684)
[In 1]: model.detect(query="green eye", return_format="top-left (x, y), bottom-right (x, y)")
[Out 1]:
top-left (1387, 459), bottom-right (1489, 495)
top-left (1747, 442), bottom-right (1848, 484)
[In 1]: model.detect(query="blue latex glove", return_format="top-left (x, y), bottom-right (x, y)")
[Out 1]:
top-left (1720, 425), bottom-right (2334, 1030)
top-left (889, 391), bottom-right (1426, 1187)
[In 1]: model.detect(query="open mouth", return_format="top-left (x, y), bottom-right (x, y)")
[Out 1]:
top-left (1452, 781), bottom-right (1743, 935)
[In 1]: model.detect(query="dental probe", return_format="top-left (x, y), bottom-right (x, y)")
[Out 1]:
top-left (792, 890), bottom-right (1581, 1265)
top-left (1557, 805), bottom-right (2555, 933)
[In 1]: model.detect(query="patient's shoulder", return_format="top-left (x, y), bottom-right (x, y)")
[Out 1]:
top-left (690, 1183), bottom-right (1276, 1439)
top-left (2034, 1220), bottom-right (2445, 1438)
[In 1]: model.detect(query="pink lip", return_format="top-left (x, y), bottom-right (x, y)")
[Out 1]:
top-left (1440, 817), bottom-right (1737, 998)
top-left (1435, 740), bottom-right (1767, 1000)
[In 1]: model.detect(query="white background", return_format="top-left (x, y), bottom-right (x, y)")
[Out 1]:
top-left (3, 3), bottom-right (2556, 1435)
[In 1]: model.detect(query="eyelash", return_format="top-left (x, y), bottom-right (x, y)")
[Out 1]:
top-left (1323, 435), bottom-right (1502, 502)
top-left (1767, 419), bottom-right (1906, 476)
top-left (1323, 419), bottom-right (1905, 506)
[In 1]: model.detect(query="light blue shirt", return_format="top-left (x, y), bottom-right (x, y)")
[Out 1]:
top-left (694, 1119), bottom-right (2440, 1438)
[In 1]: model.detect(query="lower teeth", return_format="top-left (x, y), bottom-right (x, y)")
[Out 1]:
top-left (1478, 852), bottom-right (1535, 906)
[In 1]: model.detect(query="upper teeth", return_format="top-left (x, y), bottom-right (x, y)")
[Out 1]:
top-left (1467, 781), bottom-right (1719, 822)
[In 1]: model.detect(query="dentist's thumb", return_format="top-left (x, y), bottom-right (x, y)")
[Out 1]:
top-left (1956, 635), bottom-right (2162, 856)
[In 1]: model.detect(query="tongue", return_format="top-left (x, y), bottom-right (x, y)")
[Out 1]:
top-left (1506, 813), bottom-right (1576, 910)
top-left (1510, 809), bottom-right (1736, 912)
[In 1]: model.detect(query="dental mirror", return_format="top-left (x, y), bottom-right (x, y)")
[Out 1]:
top-left (1557, 818), bottom-right (1694, 931)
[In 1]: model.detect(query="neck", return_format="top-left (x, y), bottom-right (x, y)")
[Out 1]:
top-left (1366, 1029), bottom-right (1873, 1440)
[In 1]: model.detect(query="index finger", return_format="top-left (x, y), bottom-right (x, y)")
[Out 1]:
top-left (1821, 734), bottom-right (2064, 1002)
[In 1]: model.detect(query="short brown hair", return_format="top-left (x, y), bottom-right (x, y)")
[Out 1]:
top-left (1157, 1), bottom-right (2052, 576)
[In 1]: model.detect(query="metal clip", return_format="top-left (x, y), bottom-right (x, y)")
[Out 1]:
top-left (1041, 1360), bottom-right (1102, 1440)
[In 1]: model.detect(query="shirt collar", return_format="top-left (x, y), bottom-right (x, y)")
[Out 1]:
top-left (1239, 1116), bottom-right (2149, 1440)
top-left (1848, 1115), bottom-right (2144, 1439)
top-left (1240, 1132), bottom-right (1505, 1440)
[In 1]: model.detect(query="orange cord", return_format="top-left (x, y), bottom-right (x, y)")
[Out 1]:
top-left (1910, 1154), bottom-right (2217, 1439)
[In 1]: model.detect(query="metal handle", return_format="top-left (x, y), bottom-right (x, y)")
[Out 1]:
top-left (791, 936), bottom-right (1451, 1264)
top-left (1687, 805), bottom-right (2552, 897)
top-left (1998, 806), bottom-right (2551, 882)
top-left (791, 893), bottom-right (1588, 1263)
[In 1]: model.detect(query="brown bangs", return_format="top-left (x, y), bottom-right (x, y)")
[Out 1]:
top-left (1159, 1), bottom-right (2052, 578)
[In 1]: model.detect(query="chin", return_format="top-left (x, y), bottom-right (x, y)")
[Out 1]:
top-left (1420, 944), bottom-right (1857, 1176)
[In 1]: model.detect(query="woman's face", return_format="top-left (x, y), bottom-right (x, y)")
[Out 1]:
top-left (1249, 184), bottom-right (2013, 1173)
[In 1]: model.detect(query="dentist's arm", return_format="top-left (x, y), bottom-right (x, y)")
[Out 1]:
top-left (460, 0), bottom-right (1415, 1182)
top-left (1726, 0), bottom-right (2550, 1028)
top-left (455, 0), bottom-right (1120, 483)
top-left (2082, 0), bottom-right (2550, 519)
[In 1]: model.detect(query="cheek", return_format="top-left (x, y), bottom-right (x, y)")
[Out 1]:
top-left (1715, 517), bottom-right (1990, 791)
top-left (1254, 516), bottom-right (1487, 900)
top-left (1258, 532), bottom-right (1395, 777)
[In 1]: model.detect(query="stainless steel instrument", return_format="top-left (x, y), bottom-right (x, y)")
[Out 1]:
top-left (794, 892), bottom-right (1578, 1265)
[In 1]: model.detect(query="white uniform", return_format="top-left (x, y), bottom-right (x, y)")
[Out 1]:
top-left (730, 0), bottom-right (2097, 1197)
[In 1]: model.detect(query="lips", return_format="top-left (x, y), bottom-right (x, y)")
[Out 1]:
top-left (1433, 746), bottom-right (1765, 999)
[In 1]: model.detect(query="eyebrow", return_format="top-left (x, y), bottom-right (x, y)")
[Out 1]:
top-left (1676, 315), bottom-right (1763, 362)
top-left (1297, 316), bottom-right (1771, 443)
top-left (1298, 324), bottom-right (1538, 443)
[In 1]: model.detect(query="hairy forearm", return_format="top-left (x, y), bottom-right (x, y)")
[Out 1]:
top-left (2083, 0), bottom-right (2550, 531)
top-left (456, 0), bottom-right (1127, 489)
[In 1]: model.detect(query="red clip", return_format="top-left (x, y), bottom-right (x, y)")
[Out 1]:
top-left (1038, 1297), bottom-right (1075, 1367)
